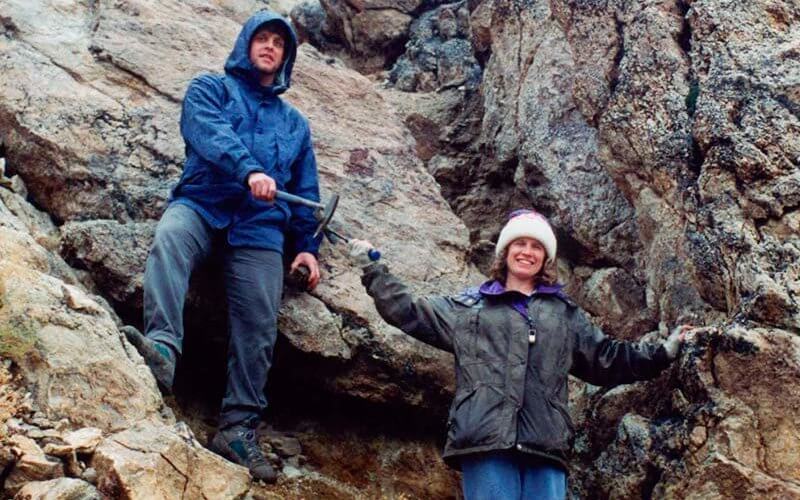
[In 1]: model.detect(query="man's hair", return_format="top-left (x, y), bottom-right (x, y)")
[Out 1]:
top-left (489, 245), bottom-right (559, 286)
top-left (252, 20), bottom-right (291, 49)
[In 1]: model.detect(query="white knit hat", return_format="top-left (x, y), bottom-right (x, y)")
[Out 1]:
top-left (495, 210), bottom-right (557, 263)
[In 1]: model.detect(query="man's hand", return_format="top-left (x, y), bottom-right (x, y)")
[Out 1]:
top-left (290, 252), bottom-right (320, 290)
top-left (248, 172), bottom-right (277, 201)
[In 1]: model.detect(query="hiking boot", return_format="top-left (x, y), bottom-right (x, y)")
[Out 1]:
top-left (209, 424), bottom-right (277, 483)
top-left (121, 325), bottom-right (176, 395)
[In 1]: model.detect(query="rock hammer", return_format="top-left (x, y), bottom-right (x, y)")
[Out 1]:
top-left (276, 190), bottom-right (380, 261)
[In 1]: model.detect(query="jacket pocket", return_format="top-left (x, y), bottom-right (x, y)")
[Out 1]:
top-left (222, 100), bottom-right (245, 131)
top-left (530, 396), bottom-right (574, 451)
top-left (448, 383), bottom-right (504, 449)
top-left (548, 398), bottom-right (575, 435)
top-left (276, 132), bottom-right (304, 175)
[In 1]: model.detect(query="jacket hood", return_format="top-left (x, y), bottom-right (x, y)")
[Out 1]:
top-left (224, 10), bottom-right (298, 95)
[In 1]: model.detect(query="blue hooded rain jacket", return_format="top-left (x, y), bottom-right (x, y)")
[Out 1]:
top-left (171, 11), bottom-right (321, 256)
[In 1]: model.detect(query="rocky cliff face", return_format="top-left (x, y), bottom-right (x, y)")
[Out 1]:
top-left (0, 0), bottom-right (798, 498)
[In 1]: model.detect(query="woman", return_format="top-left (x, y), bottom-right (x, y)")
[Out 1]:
top-left (348, 209), bottom-right (685, 500)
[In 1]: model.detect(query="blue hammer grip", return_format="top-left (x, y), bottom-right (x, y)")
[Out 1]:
top-left (368, 249), bottom-right (381, 261)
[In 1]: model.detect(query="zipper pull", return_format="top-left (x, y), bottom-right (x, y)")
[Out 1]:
top-left (527, 316), bottom-right (536, 344)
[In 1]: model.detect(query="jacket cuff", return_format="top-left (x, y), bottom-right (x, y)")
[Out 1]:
top-left (361, 262), bottom-right (388, 285)
top-left (238, 166), bottom-right (265, 187)
top-left (655, 344), bottom-right (673, 365)
top-left (293, 233), bottom-right (322, 257)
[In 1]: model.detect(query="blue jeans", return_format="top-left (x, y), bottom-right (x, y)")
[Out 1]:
top-left (461, 451), bottom-right (566, 500)
top-left (143, 204), bottom-right (283, 428)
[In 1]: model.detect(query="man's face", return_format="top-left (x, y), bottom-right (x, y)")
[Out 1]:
top-left (249, 27), bottom-right (286, 78)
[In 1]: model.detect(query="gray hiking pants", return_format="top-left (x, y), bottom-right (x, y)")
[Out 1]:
top-left (143, 203), bottom-right (283, 428)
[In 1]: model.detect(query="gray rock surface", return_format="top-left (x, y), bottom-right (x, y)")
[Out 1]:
top-left (399, 0), bottom-right (799, 497)
top-left (0, 189), bottom-right (166, 432)
top-left (390, 1), bottom-right (482, 92)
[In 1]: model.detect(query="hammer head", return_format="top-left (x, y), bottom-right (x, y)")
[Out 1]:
top-left (313, 194), bottom-right (339, 239)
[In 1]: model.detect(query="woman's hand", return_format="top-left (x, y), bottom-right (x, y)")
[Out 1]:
top-left (349, 239), bottom-right (376, 268)
top-left (664, 324), bottom-right (693, 359)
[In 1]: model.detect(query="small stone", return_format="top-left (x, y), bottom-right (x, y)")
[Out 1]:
top-left (54, 419), bottom-right (71, 433)
top-left (281, 464), bottom-right (303, 479)
top-left (6, 418), bottom-right (24, 433)
top-left (64, 428), bottom-right (103, 454)
top-left (43, 443), bottom-right (73, 457)
top-left (269, 435), bottom-right (302, 458)
top-left (62, 284), bottom-right (104, 315)
top-left (689, 426), bottom-right (707, 448)
top-left (81, 467), bottom-right (98, 485)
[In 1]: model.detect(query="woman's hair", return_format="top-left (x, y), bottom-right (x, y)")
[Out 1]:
top-left (489, 245), bottom-right (559, 286)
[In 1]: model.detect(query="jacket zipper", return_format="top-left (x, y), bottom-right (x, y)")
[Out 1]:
top-left (513, 306), bottom-right (536, 449)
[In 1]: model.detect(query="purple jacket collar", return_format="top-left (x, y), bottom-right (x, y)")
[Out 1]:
top-left (478, 280), bottom-right (565, 297)
top-left (478, 280), bottom-right (567, 320)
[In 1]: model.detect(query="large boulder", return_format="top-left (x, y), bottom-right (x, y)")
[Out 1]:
top-left (317, 0), bottom-right (417, 72)
top-left (570, 326), bottom-right (800, 498)
top-left (453, 0), bottom-right (799, 335)
top-left (0, 184), bottom-right (166, 431)
top-left (91, 422), bottom-right (251, 499)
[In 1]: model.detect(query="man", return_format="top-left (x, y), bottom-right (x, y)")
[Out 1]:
top-left (123, 10), bottom-right (320, 483)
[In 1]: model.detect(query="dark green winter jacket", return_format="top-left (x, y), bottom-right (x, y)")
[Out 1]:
top-left (362, 263), bottom-right (672, 470)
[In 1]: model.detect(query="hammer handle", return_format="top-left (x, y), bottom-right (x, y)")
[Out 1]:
top-left (275, 190), bottom-right (323, 210)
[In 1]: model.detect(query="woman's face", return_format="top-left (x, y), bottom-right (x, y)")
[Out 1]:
top-left (505, 237), bottom-right (546, 282)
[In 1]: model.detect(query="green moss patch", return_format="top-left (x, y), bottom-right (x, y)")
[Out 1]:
top-left (0, 318), bottom-right (40, 364)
